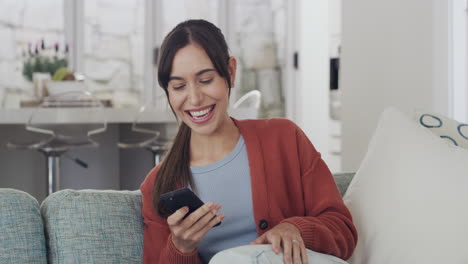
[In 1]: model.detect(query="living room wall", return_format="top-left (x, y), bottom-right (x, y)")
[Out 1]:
top-left (340, 0), bottom-right (455, 172)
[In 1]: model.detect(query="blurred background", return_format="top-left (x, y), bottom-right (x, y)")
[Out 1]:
top-left (0, 0), bottom-right (466, 201)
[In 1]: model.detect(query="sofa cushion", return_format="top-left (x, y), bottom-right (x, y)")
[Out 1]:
top-left (0, 188), bottom-right (47, 264)
top-left (40, 189), bottom-right (143, 263)
top-left (343, 107), bottom-right (468, 264)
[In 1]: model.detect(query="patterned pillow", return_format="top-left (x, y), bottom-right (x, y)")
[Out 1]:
top-left (40, 189), bottom-right (144, 263)
top-left (345, 107), bottom-right (468, 263)
top-left (0, 189), bottom-right (47, 264)
top-left (415, 111), bottom-right (468, 148)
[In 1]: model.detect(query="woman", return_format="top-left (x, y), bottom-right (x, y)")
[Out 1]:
top-left (140, 19), bottom-right (357, 264)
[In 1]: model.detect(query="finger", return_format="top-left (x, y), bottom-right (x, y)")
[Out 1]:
top-left (301, 243), bottom-right (308, 264)
top-left (167, 206), bottom-right (189, 226)
top-left (208, 212), bottom-right (224, 228)
top-left (270, 235), bottom-right (282, 254)
top-left (187, 205), bottom-right (221, 236)
top-left (292, 240), bottom-right (301, 264)
top-left (193, 213), bottom-right (225, 241)
top-left (251, 233), bottom-right (266, 245)
top-left (181, 202), bottom-right (214, 229)
top-left (282, 238), bottom-right (292, 264)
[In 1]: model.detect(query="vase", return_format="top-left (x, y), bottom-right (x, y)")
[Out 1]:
top-left (32, 72), bottom-right (51, 98)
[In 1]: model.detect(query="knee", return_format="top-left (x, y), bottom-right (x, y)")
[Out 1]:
top-left (209, 245), bottom-right (348, 264)
top-left (209, 244), bottom-right (273, 264)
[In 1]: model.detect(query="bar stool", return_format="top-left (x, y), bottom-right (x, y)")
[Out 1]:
top-left (117, 105), bottom-right (171, 166)
top-left (230, 90), bottom-right (262, 119)
top-left (7, 91), bottom-right (107, 195)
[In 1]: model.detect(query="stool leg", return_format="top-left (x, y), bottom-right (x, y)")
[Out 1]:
top-left (154, 153), bottom-right (160, 167)
top-left (47, 156), bottom-right (61, 195)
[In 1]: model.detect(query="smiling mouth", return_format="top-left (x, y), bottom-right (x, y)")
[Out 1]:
top-left (185, 104), bottom-right (215, 119)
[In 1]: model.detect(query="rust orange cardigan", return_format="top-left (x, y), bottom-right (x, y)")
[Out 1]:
top-left (140, 118), bottom-right (358, 263)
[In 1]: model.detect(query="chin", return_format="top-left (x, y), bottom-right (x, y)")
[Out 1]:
top-left (189, 123), bottom-right (219, 136)
top-left (184, 116), bottom-right (221, 136)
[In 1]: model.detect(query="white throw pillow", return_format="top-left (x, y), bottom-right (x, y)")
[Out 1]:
top-left (343, 107), bottom-right (468, 264)
top-left (413, 111), bottom-right (468, 149)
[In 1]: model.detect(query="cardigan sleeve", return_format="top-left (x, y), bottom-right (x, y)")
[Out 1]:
top-left (140, 166), bottom-right (203, 264)
top-left (280, 125), bottom-right (358, 260)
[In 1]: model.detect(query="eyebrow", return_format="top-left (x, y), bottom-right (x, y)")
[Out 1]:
top-left (169, 68), bottom-right (216, 81)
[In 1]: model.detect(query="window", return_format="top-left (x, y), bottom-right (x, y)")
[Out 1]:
top-left (0, 0), bottom-right (66, 108)
top-left (82, 0), bottom-right (145, 107)
top-left (160, 0), bottom-right (220, 37)
top-left (0, 0), bottom-right (293, 114)
top-left (229, 0), bottom-right (288, 118)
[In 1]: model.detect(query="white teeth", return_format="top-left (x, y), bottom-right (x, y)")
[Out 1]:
top-left (189, 106), bottom-right (213, 117)
top-left (193, 115), bottom-right (205, 120)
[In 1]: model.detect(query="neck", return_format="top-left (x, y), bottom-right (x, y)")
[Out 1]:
top-left (189, 116), bottom-right (240, 166)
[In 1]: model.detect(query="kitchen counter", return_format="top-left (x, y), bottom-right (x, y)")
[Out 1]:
top-left (0, 107), bottom-right (177, 124)
top-left (0, 107), bottom-right (178, 201)
top-left (0, 106), bottom-right (254, 201)
top-left (0, 107), bottom-right (252, 124)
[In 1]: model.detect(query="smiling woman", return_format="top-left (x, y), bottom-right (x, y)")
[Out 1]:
top-left (140, 19), bottom-right (358, 264)
top-left (167, 44), bottom-right (236, 137)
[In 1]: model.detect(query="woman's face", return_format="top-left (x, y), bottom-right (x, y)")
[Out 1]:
top-left (167, 43), bottom-right (236, 137)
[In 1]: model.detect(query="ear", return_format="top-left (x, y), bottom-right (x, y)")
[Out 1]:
top-left (228, 56), bottom-right (237, 88)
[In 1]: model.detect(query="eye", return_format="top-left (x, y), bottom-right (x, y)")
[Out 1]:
top-left (173, 84), bottom-right (185, 90)
top-left (200, 78), bottom-right (213, 85)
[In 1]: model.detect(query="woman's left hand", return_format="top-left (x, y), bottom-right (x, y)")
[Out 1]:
top-left (250, 222), bottom-right (308, 264)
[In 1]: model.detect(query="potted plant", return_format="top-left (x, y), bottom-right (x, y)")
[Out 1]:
top-left (22, 40), bottom-right (70, 97)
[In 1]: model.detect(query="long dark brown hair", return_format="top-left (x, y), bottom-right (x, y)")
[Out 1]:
top-left (153, 19), bottom-right (233, 216)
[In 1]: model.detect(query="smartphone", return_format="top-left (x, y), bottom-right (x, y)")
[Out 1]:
top-left (159, 188), bottom-right (221, 227)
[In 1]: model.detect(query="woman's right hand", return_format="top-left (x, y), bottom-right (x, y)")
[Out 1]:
top-left (167, 202), bottom-right (224, 254)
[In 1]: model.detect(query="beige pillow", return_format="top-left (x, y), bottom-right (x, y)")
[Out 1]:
top-left (344, 107), bottom-right (468, 264)
top-left (414, 111), bottom-right (468, 149)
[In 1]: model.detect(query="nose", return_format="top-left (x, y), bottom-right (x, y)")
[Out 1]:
top-left (187, 84), bottom-right (203, 106)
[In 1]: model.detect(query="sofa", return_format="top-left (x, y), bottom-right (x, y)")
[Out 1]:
top-left (3, 108), bottom-right (466, 264)
top-left (0, 173), bottom-right (355, 264)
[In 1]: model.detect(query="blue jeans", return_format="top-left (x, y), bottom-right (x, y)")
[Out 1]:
top-left (209, 245), bottom-right (348, 264)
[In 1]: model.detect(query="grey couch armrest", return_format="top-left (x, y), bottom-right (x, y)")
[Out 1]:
top-left (0, 188), bottom-right (47, 264)
top-left (333, 173), bottom-right (355, 197)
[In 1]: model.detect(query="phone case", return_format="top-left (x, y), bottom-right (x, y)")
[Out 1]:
top-left (159, 188), bottom-right (221, 227)
top-left (159, 188), bottom-right (204, 217)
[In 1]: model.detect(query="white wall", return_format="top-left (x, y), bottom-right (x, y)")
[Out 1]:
top-left (296, 0), bottom-right (330, 159)
top-left (329, 0), bottom-right (341, 58)
top-left (341, 0), bottom-right (453, 171)
top-left (452, 0), bottom-right (468, 122)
